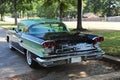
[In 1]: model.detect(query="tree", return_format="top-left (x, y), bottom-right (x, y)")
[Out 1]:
top-left (83, 0), bottom-right (102, 14)
top-left (8, 0), bottom-right (37, 25)
top-left (43, 0), bottom-right (75, 21)
top-left (36, 1), bottom-right (57, 19)
top-left (0, 0), bottom-right (8, 21)
top-left (43, 0), bottom-right (83, 30)
top-left (13, 0), bottom-right (17, 25)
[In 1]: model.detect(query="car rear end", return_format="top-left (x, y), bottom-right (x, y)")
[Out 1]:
top-left (36, 34), bottom-right (105, 67)
top-left (28, 21), bottom-right (104, 67)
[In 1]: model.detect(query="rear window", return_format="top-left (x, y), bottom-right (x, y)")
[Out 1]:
top-left (29, 23), bottom-right (69, 34)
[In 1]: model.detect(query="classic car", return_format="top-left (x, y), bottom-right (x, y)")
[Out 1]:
top-left (6, 19), bottom-right (105, 68)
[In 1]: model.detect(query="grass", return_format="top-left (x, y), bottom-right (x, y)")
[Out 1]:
top-left (0, 21), bottom-right (120, 56)
top-left (95, 32), bottom-right (120, 56)
top-left (0, 21), bottom-right (16, 29)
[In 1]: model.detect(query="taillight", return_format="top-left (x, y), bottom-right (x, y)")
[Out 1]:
top-left (42, 41), bottom-right (56, 47)
top-left (93, 37), bottom-right (104, 42)
top-left (50, 42), bottom-right (56, 46)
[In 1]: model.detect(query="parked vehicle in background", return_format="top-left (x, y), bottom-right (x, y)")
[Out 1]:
top-left (6, 19), bottom-right (105, 68)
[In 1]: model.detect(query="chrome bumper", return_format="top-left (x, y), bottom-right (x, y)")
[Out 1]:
top-left (36, 50), bottom-right (105, 63)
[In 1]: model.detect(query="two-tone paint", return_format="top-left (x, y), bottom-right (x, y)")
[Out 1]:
top-left (6, 19), bottom-right (105, 68)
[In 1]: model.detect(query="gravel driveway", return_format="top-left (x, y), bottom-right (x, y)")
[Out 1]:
top-left (0, 27), bottom-right (119, 80)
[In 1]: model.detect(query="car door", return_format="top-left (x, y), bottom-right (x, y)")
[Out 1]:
top-left (12, 23), bottom-right (25, 53)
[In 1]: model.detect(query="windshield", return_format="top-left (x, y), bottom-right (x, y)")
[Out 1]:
top-left (29, 23), bottom-right (69, 34)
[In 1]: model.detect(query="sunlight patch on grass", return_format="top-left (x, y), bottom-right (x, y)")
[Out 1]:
top-left (0, 21), bottom-right (16, 29)
top-left (1, 26), bottom-right (16, 29)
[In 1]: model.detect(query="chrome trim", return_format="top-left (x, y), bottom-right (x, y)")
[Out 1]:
top-left (49, 49), bottom-right (103, 57)
top-left (36, 51), bottom-right (104, 63)
top-left (21, 34), bottom-right (43, 45)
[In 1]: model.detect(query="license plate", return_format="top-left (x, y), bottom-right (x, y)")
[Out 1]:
top-left (71, 57), bottom-right (82, 63)
top-left (76, 43), bottom-right (94, 50)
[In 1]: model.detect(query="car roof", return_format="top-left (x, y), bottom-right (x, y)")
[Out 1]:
top-left (19, 19), bottom-right (61, 27)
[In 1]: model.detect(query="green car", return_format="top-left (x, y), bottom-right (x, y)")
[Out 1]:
top-left (6, 19), bottom-right (104, 68)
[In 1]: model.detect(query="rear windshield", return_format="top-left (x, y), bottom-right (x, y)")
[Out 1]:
top-left (29, 23), bottom-right (69, 34)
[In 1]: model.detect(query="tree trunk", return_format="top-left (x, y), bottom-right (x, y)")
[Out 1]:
top-left (77, 0), bottom-right (83, 30)
top-left (59, 3), bottom-right (62, 21)
top-left (1, 14), bottom-right (4, 21)
top-left (14, 0), bottom-right (17, 25)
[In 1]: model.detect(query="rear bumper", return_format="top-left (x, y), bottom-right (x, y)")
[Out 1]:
top-left (36, 50), bottom-right (105, 63)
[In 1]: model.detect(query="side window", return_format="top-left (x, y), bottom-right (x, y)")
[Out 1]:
top-left (18, 23), bottom-right (28, 33)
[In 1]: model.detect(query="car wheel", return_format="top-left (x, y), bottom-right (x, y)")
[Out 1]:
top-left (9, 41), bottom-right (14, 50)
top-left (26, 51), bottom-right (39, 69)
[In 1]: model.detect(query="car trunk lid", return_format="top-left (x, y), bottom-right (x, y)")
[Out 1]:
top-left (40, 32), bottom-right (97, 54)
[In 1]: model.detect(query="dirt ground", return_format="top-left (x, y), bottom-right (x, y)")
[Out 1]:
top-left (4, 61), bottom-right (119, 80)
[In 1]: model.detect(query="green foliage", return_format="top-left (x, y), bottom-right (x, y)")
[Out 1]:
top-left (8, 0), bottom-right (35, 13)
top-left (83, 0), bottom-right (120, 16)
top-left (102, 0), bottom-right (120, 16)
top-left (42, 0), bottom-right (77, 20)
top-left (1, 0), bottom-right (120, 21)
top-left (82, 0), bottom-right (87, 7)
top-left (0, 1), bottom-right (9, 20)
top-left (83, 0), bottom-right (103, 14)
top-left (36, 0), bottom-right (77, 19)
top-left (36, 1), bottom-right (57, 19)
